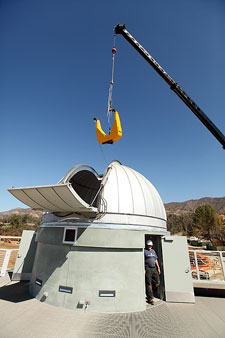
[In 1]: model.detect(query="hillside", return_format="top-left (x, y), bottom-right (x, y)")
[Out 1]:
top-left (1, 196), bottom-right (225, 218)
top-left (0, 207), bottom-right (42, 219)
top-left (164, 196), bottom-right (225, 215)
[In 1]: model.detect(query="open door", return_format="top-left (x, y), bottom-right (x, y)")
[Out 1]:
top-left (161, 236), bottom-right (195, 303)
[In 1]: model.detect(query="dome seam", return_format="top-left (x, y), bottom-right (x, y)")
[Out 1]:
top-left (141, 175), bottom-right (157, 216)
top-left (113, 165), bottom-right (120, 213)
top-left (120, 165), bottom-right (135, 214)
top-left (128, 167), bottom-right (147, 215)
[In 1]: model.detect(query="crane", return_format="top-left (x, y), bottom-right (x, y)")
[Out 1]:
top-left (114, 24), bottom-right (225, 149)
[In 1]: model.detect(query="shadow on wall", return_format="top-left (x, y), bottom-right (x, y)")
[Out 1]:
top-left (12, 231), bottom-right (37, 281)
top-left (30, 226), bottom-right (91, 297)
top-left (21, 234), bottom-right (37, 276)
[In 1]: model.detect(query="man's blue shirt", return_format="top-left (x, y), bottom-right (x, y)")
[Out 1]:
top-left (144, 248), bottom-right (158, 268)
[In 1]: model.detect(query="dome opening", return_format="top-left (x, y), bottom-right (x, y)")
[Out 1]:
top-left (69, 170), bottom-right (101, 207)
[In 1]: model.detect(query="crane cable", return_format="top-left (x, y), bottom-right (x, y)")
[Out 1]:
top-left (107, 34), bottom-right (117, 131)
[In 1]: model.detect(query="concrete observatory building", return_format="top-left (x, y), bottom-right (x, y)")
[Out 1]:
top-left (9, 160), bottom-right (194, 312)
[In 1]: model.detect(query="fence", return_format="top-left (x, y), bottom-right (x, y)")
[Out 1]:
top-left (0, 249), bottom-right (18, 277)
top-left (189, 250), bottom-right (225, 282)
top-left (1, 247), bottom-right (225, 284)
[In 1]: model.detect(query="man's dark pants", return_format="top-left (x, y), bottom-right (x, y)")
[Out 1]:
top-left (145, 266), bottom-right (160, 300)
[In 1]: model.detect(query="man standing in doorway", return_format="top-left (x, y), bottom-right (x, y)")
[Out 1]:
top-left (144, 240), bottom-right (161, 305)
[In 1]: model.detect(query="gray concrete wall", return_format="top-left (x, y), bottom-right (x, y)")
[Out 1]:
top-left (30, 225), bottom-right (147, 312)
top-left (36, 225), bottom-right (145, 248)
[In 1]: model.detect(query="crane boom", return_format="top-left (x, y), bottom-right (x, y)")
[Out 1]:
top-left (114, 24), bottom-right (225, 149)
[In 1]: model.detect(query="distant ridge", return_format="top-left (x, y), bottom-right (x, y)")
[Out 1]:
top-left (164, 197), bottom-right (225, 215)
top-left (0, 196), bottom-right (225, 217)
top-left (0, 207), bottom-right (42, 219)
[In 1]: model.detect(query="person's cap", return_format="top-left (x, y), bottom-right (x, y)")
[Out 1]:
top-left (146, 240), bottom-right (153, 246)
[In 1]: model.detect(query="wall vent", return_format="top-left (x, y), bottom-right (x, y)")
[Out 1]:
top-left (99, 290), bottom-right (116, 297)
top-left (35, 278), bottom-right (42, 286)
top-left (59, 285), bottom-right (73, 294)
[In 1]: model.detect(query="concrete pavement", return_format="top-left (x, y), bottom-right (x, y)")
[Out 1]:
top-left (0, 281), bottom-right (225, 338)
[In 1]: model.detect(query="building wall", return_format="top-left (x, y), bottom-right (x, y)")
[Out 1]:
top-left (30, 225), bottom-right (154, 312)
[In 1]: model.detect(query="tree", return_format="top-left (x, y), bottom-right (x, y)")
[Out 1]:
top-left (192, 205), bottom-right (217, 241)
top-left (210, 214), bottom-right (225, 246)
top-left (0, 213), bottom-right (41, 236)
top-left (167, 213), bottom-right (193, 235)
top-left (167, 205), bottom-right (225, 245)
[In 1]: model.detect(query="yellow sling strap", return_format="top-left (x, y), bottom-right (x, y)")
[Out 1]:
top-left (94, 110), bottom-right (122, 144)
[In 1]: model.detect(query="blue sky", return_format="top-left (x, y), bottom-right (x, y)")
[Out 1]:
top-left (1, 0), bottom-right (225, 212)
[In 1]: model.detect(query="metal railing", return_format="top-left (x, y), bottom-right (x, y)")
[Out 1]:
top-left (189, 250), bottom-right (225, 282)
top-left (0, 249), bottom-right (18, 277)
top-left (1, 247), bottom-right (225, 282)
top-left (0, 236), bottom-right (21, 241)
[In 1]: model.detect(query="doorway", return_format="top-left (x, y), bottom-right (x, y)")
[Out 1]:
top-left (144, 234), bottom-right (165, 301)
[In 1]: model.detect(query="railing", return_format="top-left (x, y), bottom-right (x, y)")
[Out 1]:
top-left (0, 249), bottom-right (18, 277)
top-left (0, 236), bottom-right (21, 241)
top-left (189, 250), bottom-right (225, 282)
top-left (1, 247), bottom-right (225, 283)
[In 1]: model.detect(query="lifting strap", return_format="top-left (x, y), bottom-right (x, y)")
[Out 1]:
top-left (107, 34), bottom-right (116, 130)
top-left (94, 34), bottom-right (122, 144)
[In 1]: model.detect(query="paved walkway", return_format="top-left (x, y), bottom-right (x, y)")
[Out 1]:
top-left (0, 281), bottom-right (225, 338)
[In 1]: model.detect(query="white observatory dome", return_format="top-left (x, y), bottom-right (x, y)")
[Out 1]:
top-left (8, 160), bottom-right (167, 230)
top-left (100, 161), bottom-right (165, 217)
top-left (97, 161), bottom-right (167, 229)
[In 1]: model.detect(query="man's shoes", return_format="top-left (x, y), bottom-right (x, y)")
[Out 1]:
top-left (148, 298), bottom-right (154, 305)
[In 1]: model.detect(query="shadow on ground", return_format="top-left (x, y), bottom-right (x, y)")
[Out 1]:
top-left (0, 281), bottom-right (33, 303)
top-left (194, 287), bottom-right (225, 298)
